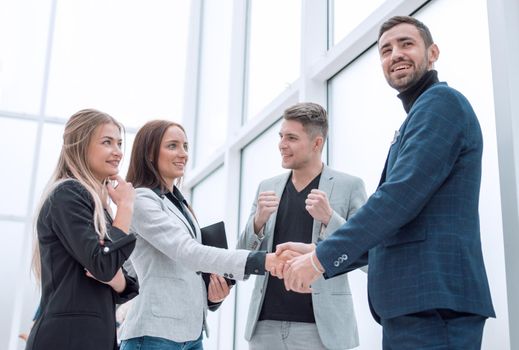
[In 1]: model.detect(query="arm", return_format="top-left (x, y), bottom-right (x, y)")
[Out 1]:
top-left (237, 186), bottom-right (279, 251)
top-left (317, 89), bottom-right (468, 277)
top-left (132, 189), bottom-right (251, 280)
top-left (49, 181), bottom-right (136, 282)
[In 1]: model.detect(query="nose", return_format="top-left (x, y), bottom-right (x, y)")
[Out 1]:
top-left (113, 145), bottom-right (123, 158)
top-left (391, 47), bottom-right (404, 62)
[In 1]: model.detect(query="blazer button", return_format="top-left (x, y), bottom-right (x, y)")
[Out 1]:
top-left (229, 274), bottom-right (234, 279)
top-left (103, 247), bottom-right (110, 253)
top-left (334, 261), bottom-right (339, 267)
top-left (196, 271), bottom-right (201, 275)
top-left (224, 273), bottom-right (229, 278)
top-left (342, 254), bottom-right (348, 260)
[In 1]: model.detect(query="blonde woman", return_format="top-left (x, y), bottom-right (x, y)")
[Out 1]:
top-left (26, 109), bottom-right (138, 350)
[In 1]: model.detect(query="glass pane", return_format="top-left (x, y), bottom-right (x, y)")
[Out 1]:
top-left (328, 0), bottom-right (506, 348)
top-left (235, 120), bottom-right (284, 349)
top-left (0, 221), bottom-right (26, 348)
top-left (0, 117), bottom-right (38, 216)
top-left (330, 0), bottom-right (385, 46)
top-left (194, 0), bottom-right (234, 167)
top-left (190, 167), bottom-right (225, 349)
top-left (33, 123), bottom-right (65, 208)
top-left (45, 0), bottom-right (190, 128)
top-left (0, 0), bottom-right (52, 114)
top-left (245, 0), bottom-right (300, 120)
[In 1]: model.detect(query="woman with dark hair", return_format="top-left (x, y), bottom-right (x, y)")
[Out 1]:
top-left (26, 109), bottom-right (138, 350)
top-left (119, 120), bottom-right (295, 350)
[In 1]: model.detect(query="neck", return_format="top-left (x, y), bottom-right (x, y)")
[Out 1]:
top-left (397, 70), bottom-right (439, 113)
top-left (291, 161), bottom-right (323, 189)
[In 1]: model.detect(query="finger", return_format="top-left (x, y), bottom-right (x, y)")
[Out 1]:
top-left (275, 242), bottom-right (293, 255)
top-left (109, 174), bottom-right (126, 183)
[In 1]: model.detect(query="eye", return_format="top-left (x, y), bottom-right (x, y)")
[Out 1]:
top-left (184, 143), bottom-right (189, 152)
top-left (103, 140), bottom-right (111, 145)
top-left (117, 141), bottom-right (122, 148)
top-left (168, 143), bottom-right (177, 149)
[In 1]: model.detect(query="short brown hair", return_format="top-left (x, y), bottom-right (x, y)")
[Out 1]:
top-left (378, 16), bottom-right (434, 48)
top-left (283, 102), bottom-right (328, 139)
top-left (127, 120), bottom-right (186, 190)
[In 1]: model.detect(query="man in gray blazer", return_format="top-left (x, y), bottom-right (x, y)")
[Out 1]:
top-left (237, 102), bottom-right (367, 350)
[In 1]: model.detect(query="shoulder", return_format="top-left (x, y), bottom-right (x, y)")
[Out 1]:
top-left (50, 179), bottom-right (92, 203)
top-left (258, 172), bottom-right (290, 188)
top-left (325, 167), bottom-right (364, 187)
top-left (134, 187), bottom-right (163, 208)
top-left (418, 82), bottom-right (473, 113)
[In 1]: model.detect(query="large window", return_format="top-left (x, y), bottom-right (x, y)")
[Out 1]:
top-left (0, 0), bottom-right (52, 114)
top-left (329, 0), bottom-right (385, 47)
top-left (194, 0), bottom-right (233, 167)
top-left (245, 0), bottom-right (300, 121)
top-left (45, 0), bottom-right (189, 127)
top-left (235, 120), bottom-right (283, 349)
top-left (328, 0), bottom-right (507, 347)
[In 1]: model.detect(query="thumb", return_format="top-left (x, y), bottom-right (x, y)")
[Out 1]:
top-left (275, 242), bottom-right (292, 255)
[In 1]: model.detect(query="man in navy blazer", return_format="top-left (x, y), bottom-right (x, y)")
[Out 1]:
top-left (278, 16), bottom-right (495, 349)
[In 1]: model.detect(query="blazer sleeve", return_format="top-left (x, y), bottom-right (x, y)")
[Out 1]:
top-left (132, 189), bottom-right (251, 280)
top-left (48, 180), bottom-right (136, 282)
top-left (322, 177), bottom-right (367, 238)
top-left (236, 184), bottom-right (265, 251)
top-left (113, 266), bottom-right (139, 304)
top-left (316, 87), bottom-right (468, 277)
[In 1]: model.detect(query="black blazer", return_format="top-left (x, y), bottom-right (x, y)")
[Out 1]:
top-left (26, 180), bottom-right (138, 350)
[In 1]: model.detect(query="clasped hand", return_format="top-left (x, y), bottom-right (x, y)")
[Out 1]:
top-left (264, 242), bottom-right (324, 293)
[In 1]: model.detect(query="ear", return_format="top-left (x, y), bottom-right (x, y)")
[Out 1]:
top-left (427, 43), bottom-right (440, 68)
top-left (313, 136), bottom-right (324, 152)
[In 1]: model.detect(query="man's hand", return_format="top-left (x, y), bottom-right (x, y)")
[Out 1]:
top-left (86, 268), bottom-right (126, 293)
top-left (208, 274), bottom-right (231, 303)
top-left (253, 191), bottom-right (280, 233)
top-left (265, 250), bottom-right (301, 278)
top-left (305, 189), bottom-right (333, 226)
top-left (276, 242), bottom-right (315, 256)
top-left (283, 252), bottom-right (323, 293)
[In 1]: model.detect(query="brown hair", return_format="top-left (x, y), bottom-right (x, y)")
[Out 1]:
top-left (378, 15), bottom-right (434, 48)
top-left (283, 102), bottom-right (328, 139)
top-left (126, 120), bottom-right (186, 191)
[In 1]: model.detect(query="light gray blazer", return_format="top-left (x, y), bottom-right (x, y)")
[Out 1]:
top-left (120, 188), bottom-right (251, 343)
top-left (237, 165), bottom-right (367, 350)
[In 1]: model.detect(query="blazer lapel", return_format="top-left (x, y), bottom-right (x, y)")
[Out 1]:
top-left (163, 197), bottom-right (197, 239)
top-left (265, 172), bottom-right (291, 252)
top-left (313, 165), bottom-right (335, 242)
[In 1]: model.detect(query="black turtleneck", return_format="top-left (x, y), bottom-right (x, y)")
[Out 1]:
top-left (397, 70), bottom-right (439, 113)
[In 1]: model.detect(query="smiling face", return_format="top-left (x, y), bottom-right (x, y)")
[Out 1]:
top-left (378, 23), bottom-right (439, 92)
top-left (157, 125), bottom-right (188, 189)
top-left (278, 119), bottom-right (322, 170)
top-left (87, 122), bottom-right (123, 182)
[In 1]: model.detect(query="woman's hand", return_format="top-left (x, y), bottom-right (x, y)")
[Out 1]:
top-left (107, 175), bottom-right (135, 208)
top-left (208, 274), bottom-right (231, 303)
top-left (86, 268), bottom-right (127, 293)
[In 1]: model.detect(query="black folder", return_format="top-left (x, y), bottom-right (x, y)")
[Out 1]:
top-left (200, 221), bottom-right (235, 286)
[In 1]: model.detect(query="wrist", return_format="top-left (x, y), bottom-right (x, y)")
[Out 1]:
top-left (309, 251), bottom-right (324, 274)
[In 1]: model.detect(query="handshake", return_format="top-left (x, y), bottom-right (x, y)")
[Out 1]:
top-left (264, 242), bottom-right (325, 293)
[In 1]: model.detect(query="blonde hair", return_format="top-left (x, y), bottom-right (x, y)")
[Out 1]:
top-left (31, 109), bottom-right (123, 283)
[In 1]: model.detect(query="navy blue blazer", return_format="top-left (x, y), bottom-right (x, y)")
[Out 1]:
top-left (316, 82), bottom-right (495, 321)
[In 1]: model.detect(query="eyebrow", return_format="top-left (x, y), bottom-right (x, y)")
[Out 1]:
top-left (100, 136), bottom-right (122, 142)
top-left (379, 36), bottom-right (416, 51)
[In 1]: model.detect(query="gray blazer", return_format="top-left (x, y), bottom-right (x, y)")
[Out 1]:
top-left (237, 165), bottom-right (367, 350)
top-left (120, 188), bottom-right (251, 342)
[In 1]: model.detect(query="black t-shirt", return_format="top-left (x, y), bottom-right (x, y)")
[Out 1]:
top-left (258, 173), bottom-right (321, 323)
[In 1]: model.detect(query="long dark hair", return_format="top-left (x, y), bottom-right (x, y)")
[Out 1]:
top-left (126, 119), bottom-right (186, 191)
